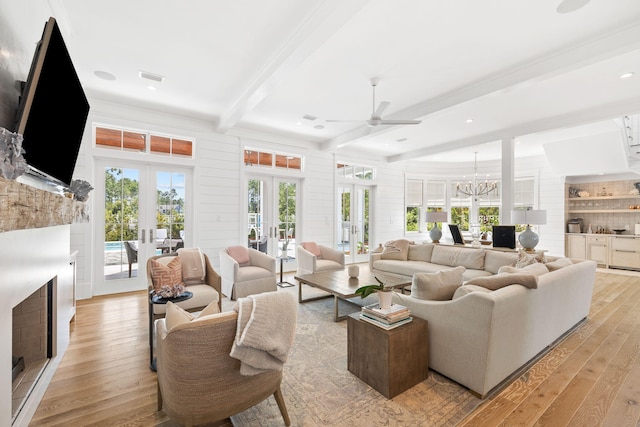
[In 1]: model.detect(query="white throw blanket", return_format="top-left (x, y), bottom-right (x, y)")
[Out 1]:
top-left (177, 248), bottom-right (205, 282)
top-left (230, 291), bottom-right (297, 375)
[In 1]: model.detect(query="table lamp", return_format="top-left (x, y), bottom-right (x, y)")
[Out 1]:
top-left (512, 209), bottom-right (547, 252)
top-left (426, 211), bottom-right (448, 243)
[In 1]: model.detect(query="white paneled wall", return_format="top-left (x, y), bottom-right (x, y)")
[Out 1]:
top-left (72, 98), bottom-right (570, 298)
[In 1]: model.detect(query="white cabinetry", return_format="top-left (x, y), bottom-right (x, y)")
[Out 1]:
top-left (608, 236), bottom-right (640, 270)
top-left (586, 235), bottom-right (608, 266)
top-left (566, 234), bottom-right (586, 259)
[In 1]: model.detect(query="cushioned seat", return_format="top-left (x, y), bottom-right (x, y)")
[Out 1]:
top-left (219, 246), bottom-right (277, 300)
top-left (296, 242), bottom-right (345, 275)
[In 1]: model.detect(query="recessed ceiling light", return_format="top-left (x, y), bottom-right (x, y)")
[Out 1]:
top-left (147, 85), bottom-right (157, 91)
top-left (556, 0), bottom-right (590, 14)
top-left (94, 70), bottom-right (116, 81)
top-left (620, 72), bottom-right (635, 79)
top-left (296, 121), bottom-right (302, 125)
top-left (466, 119), bottom-right (473, 123)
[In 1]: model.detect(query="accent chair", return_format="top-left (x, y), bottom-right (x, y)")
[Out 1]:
top-left (219, 246), bottom-right (277, 300)
top-left (296, 242), bottom-right (345, 275)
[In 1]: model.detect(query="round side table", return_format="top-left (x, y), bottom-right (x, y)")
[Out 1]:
top-left (149, 291), bottom-right (193, 371)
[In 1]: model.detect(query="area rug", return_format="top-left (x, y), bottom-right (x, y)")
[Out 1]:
top-left (227, 286), bottom-right (483, 426)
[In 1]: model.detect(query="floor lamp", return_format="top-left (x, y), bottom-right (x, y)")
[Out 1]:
top-left (426, 211), bottom-right (448, 243)
top-left (512, 209), bottom-right (547, 252)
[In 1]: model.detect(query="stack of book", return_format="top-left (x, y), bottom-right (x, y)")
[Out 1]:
top-left (359, 303), bottom-right (412, 330)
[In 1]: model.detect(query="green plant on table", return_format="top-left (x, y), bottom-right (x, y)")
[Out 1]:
top-left (355, 276), bottom-right (390, 298)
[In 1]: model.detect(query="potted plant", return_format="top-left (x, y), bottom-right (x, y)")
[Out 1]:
top-left (355, 276), bottom-right (393, 309)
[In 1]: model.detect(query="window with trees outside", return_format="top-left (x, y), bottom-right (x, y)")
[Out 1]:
top-left (426, 180), bottom-right (447, 229)
top-left (405, 179), bottom-right (423, 232)
top-left (513, 177), bottom-right (536, 232)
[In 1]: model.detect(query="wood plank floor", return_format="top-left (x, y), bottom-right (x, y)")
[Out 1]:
top-left (29, 270), bottom-right (640, 426)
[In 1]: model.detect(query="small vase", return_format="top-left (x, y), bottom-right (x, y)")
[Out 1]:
top-left (348, 265), bottom-right (359, 278)
top-left (378, 290), bottom-right (393, 310)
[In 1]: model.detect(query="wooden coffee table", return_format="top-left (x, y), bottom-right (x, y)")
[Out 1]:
top-left (294, 267), bottom-right (411, 321)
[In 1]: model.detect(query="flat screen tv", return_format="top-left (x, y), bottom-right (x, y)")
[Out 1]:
top-left (492, 225), bottom-right (516, 249)
top-left (13, 17), bottom-right (90, 189)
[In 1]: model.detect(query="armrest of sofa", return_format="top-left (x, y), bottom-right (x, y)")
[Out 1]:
top-left (369, 252), bottom-right (382, 271)
top-left (319, 245), bottom-right (345, 265)
top-left (248, 248), bottom-right (276, 273)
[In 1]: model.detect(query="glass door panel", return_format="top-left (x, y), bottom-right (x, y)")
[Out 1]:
top-left (155, 171), bottom-right (186, 254)
top-left (277, 179), bottom-right (297, 259)
top-left (337, 185), bottom-right (371, 263)
top-left (247, 178), bottom-right (269, 254)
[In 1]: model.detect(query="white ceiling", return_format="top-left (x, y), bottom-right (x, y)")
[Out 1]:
top-left (5, 0), bottom-right (640, 172)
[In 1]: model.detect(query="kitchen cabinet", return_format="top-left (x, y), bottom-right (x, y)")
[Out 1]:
top-left (608, 236), bottom-right (640, 270)
top-left (566, 234), bottom-right (586, 259)
top-left (586, 235), bottom-right (608, 266)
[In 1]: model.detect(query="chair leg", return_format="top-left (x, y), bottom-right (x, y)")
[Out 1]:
top-left (273, 386), bottom-right (290, 426)
top-left (128, 262), bottom-right (132, 278)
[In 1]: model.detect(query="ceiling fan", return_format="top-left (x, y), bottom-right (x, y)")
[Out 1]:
top-left (326, 79), bottom-right (422, 127)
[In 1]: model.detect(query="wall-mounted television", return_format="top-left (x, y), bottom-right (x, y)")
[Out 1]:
top-left (13, 17), bottom-right (90, 189)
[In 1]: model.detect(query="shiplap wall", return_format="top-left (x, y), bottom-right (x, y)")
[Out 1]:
top-left (71, 97), bottom-right (567, 298)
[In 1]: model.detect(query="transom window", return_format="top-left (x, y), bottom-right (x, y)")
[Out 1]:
top-left (244, 148), bottom-right (302, 171)
top-left (336, 163), bottom-right (375, 181)
top-left (95, 125), bottom-right (193, 157)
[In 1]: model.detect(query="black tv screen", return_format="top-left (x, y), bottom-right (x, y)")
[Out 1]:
top-left (13, 17), bottom-right (90, 188)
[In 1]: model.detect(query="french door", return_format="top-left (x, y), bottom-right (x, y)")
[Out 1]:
top-left (337, 184), bottom-right (371, 264)
top-left (93, 159), bottom-right (191, 295)
top-left (246, 175), bottom-right (299, 273)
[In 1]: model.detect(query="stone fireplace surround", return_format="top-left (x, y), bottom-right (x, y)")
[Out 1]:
top-left (0, 177), bottom-right (87, 426)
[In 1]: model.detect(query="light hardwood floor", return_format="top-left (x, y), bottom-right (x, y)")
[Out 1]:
top-left (29, 270), bottom-right (640, 426)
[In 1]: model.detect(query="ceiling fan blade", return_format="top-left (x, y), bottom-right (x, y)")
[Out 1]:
top-left (378, 119), bottom-right (422, 125)
top-left (372, 101), bottom-right (390, 119)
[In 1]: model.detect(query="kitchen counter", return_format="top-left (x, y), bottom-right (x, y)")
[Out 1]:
top-left (566, 233), bottom-right (640, 270)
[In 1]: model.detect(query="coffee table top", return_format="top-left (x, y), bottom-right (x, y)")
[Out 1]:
top-left (294, 267), bottom-right (410, 299)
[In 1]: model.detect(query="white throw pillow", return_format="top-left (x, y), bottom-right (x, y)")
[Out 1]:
top-left (165, 299), bottom-right (220, 332)
top-left (411, 266), bottom-right (465, 300)
top-left (515, 249), bottom-right (547, 268)
top-left (498, 262), bottom-right (549, 276)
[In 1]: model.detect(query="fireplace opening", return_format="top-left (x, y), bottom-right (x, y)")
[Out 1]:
top-left (12, 279), bottom-right (55, 421)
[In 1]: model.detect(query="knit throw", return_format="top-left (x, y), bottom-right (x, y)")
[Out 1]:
top-left (230, 291), bottom-right (297, 375)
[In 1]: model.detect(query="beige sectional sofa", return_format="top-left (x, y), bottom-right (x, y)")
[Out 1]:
top-left (372, 241), bottom-right (597, 398)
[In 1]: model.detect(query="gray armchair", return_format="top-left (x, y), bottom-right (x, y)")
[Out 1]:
top-left (219, 246), bottom-right (277, 300)
top-left (296, 242), bottom-right (345, 275)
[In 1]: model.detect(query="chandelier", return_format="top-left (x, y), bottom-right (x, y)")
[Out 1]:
top-left (455, 152), bottom-right (497, 201)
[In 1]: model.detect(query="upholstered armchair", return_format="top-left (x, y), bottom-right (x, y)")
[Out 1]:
top-left (296, 242), bottom-right (345, 275)
top-left (219, 246), bottom-right (277, 300)
top-left (147, 250), bottom-right (222, 323)
top-left (155, 294), bottom-right (295, 426)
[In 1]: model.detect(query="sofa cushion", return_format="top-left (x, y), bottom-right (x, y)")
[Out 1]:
top-left (466, 273), bottom-right (539, 290)
top-left (499, 262), bottom-right (549, 276)
top-left (150, 257), bottom-right (184, 294)
top-left (431, 245), bottom-right (485, 270)
top-left (381, 239), bottom-right (411, 261)
top-left (411, 266), bottom-right (465, 300)
top-left (452, 284), bottom-right (493, 299)
top-left (302, 241), bottom-right (321, 257)
top-left (483, 250), bottom-right (518, 274)
top-left (515, 249), bottom-right (548, 268)
top-left (545, 257), bottom-right (574, 271)
top-left (407, 244), bottom-right (434, 262)
top-left (227, 245), bottom-right (250, 265)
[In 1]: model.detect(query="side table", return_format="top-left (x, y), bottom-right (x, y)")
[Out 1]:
top-left (148, 291), bottom-right (193, 371)
top-left (277, 256), bottom-right (295, 287)
top-left (347, 313), bottom-right (428, 398)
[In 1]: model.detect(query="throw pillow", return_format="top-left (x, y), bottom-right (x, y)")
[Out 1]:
top-left (411, 266), bottom-right (465, 300)
top-left (452, 284), bottom-right (493, 299)
top-left (381, 239), bottom-right (411, 261)
top-left (165, 300), bottom-right (221, 332)
top-left (545, 257), bottom-right (573, 271)
top-left (302, 242), bottom-right (322, 257)
top-left (150, 257), bottom-right (184, 294)
top-left (466, 273), bottom-right (539, 290)
top-left (515, 249), bottom-right (548, 268)
top-left (227, 245), bottom-right (250, 265)
top-left (498, 262), bottom-right (549, 276)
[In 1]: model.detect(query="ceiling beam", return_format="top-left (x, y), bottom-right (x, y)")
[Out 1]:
top-left (386, 96), bottom-right (640, 163)
top-left (216, 0), bottom-right (370, 133)
top-left (322, 21), bottom-right (640, 152)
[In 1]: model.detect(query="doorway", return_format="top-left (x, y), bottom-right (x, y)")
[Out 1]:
top-left (337, 184), bottom-right (371, 264)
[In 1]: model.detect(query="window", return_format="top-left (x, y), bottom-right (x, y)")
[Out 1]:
top-left (95, 125), bottom-right (193, 157)
top-left (244, 148), bottom-right (302, 171)
top-left (405, 179), bottom-right (422, 232)
top-left (513, 177), bottom-right (536, 231)
top-left (336, 163), bottom-right (375, 181)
